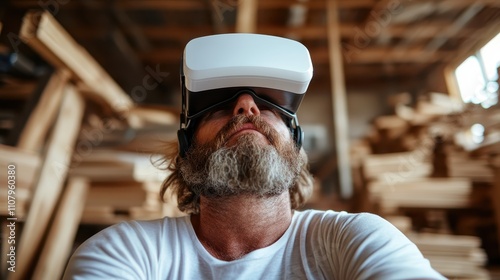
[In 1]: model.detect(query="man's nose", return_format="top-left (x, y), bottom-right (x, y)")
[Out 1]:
top-left (233, 94), bottom-right (261, 116)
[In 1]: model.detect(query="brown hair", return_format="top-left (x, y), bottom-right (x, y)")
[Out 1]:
top-left (157, 140), bottom-right (314, 214)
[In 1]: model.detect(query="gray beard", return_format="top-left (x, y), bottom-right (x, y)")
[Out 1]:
top-left (180, 133), bottom-right (300, 198)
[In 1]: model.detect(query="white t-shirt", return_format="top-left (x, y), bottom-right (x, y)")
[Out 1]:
top-left (63, 210), bottom-right (445, 279)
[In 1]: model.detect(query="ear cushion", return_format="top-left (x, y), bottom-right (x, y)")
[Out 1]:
top-left (177, 129), bottom-right (190, 158)
top-left (294, 125), bottom-right (303, 149)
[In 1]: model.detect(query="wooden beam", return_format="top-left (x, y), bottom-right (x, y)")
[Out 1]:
top-left (327, 0), bottom-right (352, 199)
top-left (443, 65), bottom-right (462, 101)
top-left (426, 3), bottom-right (485, 52)
top-left (11, 0), bottom-right (207, 9)
top-left (140, 26), bottom-right (214, 41)
top-left (32, 177), bottom-right (89, 280)
top-left (73, 20), bottom-right (472, 41)
top-left (259, 0), bottom-right (377, 9)
top-left (12, 84), bottom-right (85, 280)
top-left (446, 11), bottom-right (500, 67)
top-left (12, 0), bottom-right (500, 10)
top-left (320, 47), bottom-right (447, 64)
top-left (0, 144), bottom-right (41, 191)
top-left (348, 0), bottom-right (394, 47)
top-left (139, 46), bottom-right (448, 64)
top-left (236, 0), bottom-right (258, 33)
top-left (17, 70), bottom-right (70, 152)
top-left (4, 70), bottom-right (54, 147)
top-left (10, 0), bottom-right (376, 10)
top-left (19, 11), bottom-right (134, 120)
top-left (437, 0), bottom-right (500, 9)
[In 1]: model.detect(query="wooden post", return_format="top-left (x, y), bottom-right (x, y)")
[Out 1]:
top-left (17, 70), bottom-right (70, 152)
top-left (12, 85), bottom-right (85, 280)
top-left (236, 0), bottom-right (257, 33)
top-left (32, 177), bottom-right (89, 280)
top-left (444, 66), bottom-right (462, 102)
top-left (327, 0), bottom-right (353, 199)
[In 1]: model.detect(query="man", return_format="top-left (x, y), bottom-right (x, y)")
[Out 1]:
top-left (64, 34), bottom-right (445, 279)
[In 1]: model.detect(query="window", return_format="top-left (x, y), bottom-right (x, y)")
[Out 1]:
top-left (455, 33), bottom-right (500, 108)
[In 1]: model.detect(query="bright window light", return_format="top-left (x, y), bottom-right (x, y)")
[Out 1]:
top-left (455, 32), bottom-right (499, 108)
top-left (479, 32), bottom-right (500, 81)
top-left (455, 56), bottom-right (484, 103)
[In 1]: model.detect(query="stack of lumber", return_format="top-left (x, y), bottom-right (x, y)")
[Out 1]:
top-left (367, 178), bottom-right (473, 214)
top-left (386, 216), bottom-right (489, 279)
top-left (0, 11), bottom-right (179, 280)
top-left (0, 144), bottom-right (41, 218)
top-left (362, 150), bottom-right (432, 183)
top-left (415, 92), bottom-right (465, 117)
top-left (69, 150), bottom-right (184, 224)
top-left (467, 132), bottom-right (500, 260)
top-left (446, 148), bottom-right (494, 183)
top-left (408, 232), bottom-right (489, 279)
top-left (358, 91), bottom-right (500, 278)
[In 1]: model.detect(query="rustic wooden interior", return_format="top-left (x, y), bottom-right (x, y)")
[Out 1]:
top-left (1, 1), bottom-right (500, 279)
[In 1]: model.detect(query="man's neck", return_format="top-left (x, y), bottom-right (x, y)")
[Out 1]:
top-left (190, 192), bottom-right (293, 261)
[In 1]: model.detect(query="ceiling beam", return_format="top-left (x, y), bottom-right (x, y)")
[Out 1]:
top-left (12, 0), bottom-right (500, 9)
top-left (426, 2), bottom-right (485, 52)
top-left (445, 9), bottom-right (500, 66)
top-left (436, 0), bottom-right (500, 10)
top-left (69, 21), bottom-right (473, 42)
top-left (138, 46), bottom-right (449, 64)
top-left (11, 0), bottom-right (375, 10)
top-left (258, 0), bottom-right (376, 9)
top-left (312, 47), bottom-right (448, 64)
top-left (11, 0), bottom-right (207, 9)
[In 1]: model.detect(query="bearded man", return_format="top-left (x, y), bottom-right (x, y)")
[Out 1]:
top-left (63, 34), bottom-right (444, 279)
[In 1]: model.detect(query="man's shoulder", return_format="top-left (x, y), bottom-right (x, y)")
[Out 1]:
top-left (295, 209), bottom-right (385, 227)
top-left (294, 209), bottom-right (396, 240)
top-left (86, 216), bottom-right (190, 246)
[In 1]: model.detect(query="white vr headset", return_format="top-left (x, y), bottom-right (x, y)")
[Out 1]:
top-left (178, 33), bottom-right (313, 157)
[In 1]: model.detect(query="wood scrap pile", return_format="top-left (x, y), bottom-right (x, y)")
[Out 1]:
top-left (0, 11), bottom-right (179, 280)
top-left (355, 91), bottom-right (500, 278)
top-left (386, 216), bottom-right (490, 279)
top-left (409, 232), bottom-right (489, 279)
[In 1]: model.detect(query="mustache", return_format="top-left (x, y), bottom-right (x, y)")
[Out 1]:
top-left (213, 115), bottom-right (279, 149)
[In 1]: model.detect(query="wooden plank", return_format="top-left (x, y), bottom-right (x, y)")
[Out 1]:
top-left (443, 65), bottom-right (462, 101)
top-left (446, 11), bottom-right (500, 67)
top-left (12, 84), bottom-right (85, 280)
top-left (4, 70), bottom-right (54, 147)
top-left (0, 144), bottom-right (41, 191)
top-left (128, 105), bottom-right (177, 126)
top-left (368, 178), bottom-right (474, 213)
top-left (327, 0), bottom-right (352, 199)
top-left (19, 11), bottom-right (134, 121)
top-left (32, 177), bottom-right (89, 280)
top-left (17, 70), bottom-right (70, 152)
